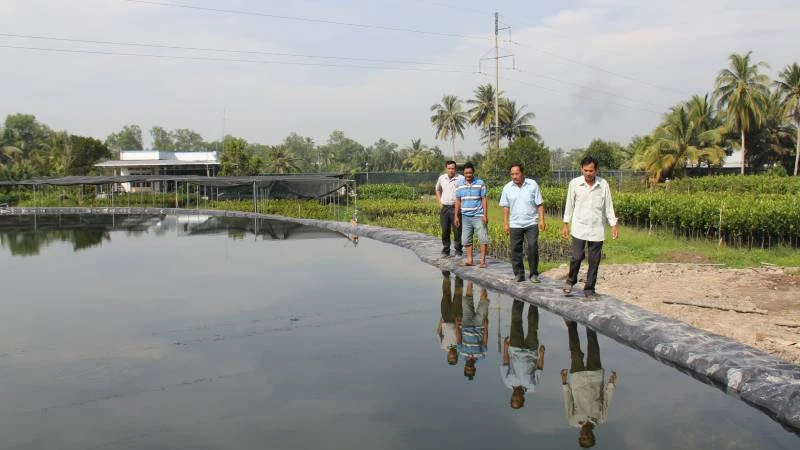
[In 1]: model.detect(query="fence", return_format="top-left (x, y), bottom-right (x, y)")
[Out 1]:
top-left (353, 172), bottom-right (440, 186)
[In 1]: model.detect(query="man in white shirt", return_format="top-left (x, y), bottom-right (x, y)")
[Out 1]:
top-left (501, 300), bottom-right (545, 409)
top-left (435, 160), bottom-right (465, 257)
top-left (561, 156), bottom-right (619, 297)
top-left (561, 321), bottom-right (617, 448)
top-left (500, 163), bottom-right (546, 283)
top-left (436, 271), bottom-right (463, 366)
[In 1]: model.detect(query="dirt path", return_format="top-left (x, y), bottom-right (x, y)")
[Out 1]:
top-left (543, 263), bottom-right (800, 364)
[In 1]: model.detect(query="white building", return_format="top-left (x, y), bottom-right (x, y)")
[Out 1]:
top-left (95, 150), bottom-right (220, 192)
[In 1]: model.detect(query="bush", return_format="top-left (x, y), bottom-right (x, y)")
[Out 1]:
top-left (357, 184), bottom-right (420, 200)
top-left (667, 175), bottom-right (800, 194)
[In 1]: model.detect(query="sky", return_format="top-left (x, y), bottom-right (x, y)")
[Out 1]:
top-left (1, 0), bottom-right (798, 153)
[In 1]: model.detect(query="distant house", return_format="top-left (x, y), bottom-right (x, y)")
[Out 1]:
top-left (94, 150), bottom-right (219, 192)
top-left (722, 149), bottom-right (743, 170)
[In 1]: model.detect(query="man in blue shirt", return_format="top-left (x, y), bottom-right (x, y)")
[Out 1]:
top-left (499, 164), bottom-right (546, 282)
top-left (501, 300), bottom-right (545, 409)
top-left (454, 162), bottom-right (489, 268)
top-left (456, 281), bottom-right (489, 380)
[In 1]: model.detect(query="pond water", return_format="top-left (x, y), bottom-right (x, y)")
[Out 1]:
top-left (0, 214), bottom-right (797, 450)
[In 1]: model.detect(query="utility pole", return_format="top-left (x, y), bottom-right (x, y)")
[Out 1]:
top-left (480, 13), bottom-right (512, 150)
top-left (494, 12), bottom-right (500, 151)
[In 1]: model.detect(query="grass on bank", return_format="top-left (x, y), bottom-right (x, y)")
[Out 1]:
top-left (450, 197), bottom-right (800, 269)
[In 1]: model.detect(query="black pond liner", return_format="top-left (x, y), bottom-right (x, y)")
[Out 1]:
top-left (4, 206), bottom-right (800, 433)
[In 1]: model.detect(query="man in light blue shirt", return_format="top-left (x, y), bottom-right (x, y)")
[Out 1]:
top-left (501, 300), bottom-right (545, 409)
top-left (499, 164), bottom-right (546, 282)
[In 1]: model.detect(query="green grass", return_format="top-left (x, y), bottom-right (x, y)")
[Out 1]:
top-left (602, 224), bottom-right (800, 268)
top-left (456, 197), bottom-right (800, 269)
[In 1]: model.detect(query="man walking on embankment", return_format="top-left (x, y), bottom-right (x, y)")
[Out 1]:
top-left (561, 156), bottom-right (618, 298)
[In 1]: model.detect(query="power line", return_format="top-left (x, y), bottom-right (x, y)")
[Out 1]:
top-left (510, 68), bottom-right (672, 109)
top-left (123, 0), bottom-right (489, 42)
top-left (0, 33), bottom-right (475, 68)
top-left (0, 44), bottom-right (481, 74)
top-left (508, 39), bottom-right (691, 97)
top-left (501, 75), bottom-right (664, 115)
top-left (410, 0), bottom-right (488, 16)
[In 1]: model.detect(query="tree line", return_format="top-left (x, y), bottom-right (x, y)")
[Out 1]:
top-left (2, 51), bottom-right (796, 182)
top-left (0, 116), bottom-right (457, 179)
top-left (433, 52), bottom-right (799, 180)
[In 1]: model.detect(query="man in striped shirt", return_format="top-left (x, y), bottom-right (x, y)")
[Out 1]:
top-left (454, 162), bottom-right (489, 268)
top-left (456, 281), bottom-right (489, 380)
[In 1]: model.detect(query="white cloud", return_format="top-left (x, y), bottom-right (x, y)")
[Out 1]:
top-left (0, 0), bottom-right (798, 151)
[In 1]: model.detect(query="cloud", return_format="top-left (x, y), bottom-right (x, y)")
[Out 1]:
top-left (0, 0), bottom-right (798, 151)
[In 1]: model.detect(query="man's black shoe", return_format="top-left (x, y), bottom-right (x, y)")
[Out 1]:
top-left (454, 250), bottom-right (463, 257)
top-left (516, 274), bottom-right (525, 282)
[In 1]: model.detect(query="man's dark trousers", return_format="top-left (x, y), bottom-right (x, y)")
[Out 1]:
top-left (510, 226), bottom-right (539, 278)
top-left (440, 205), bottom-right (462, 255)
top-left (566, 238), bottom-right (603, 292)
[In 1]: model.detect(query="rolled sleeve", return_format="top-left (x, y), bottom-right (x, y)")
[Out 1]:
top-left (534, 183), bottom-right (544, 206)
top-left (563, 181), bottom-right (575, 223)
top-left (563, 384), bottom-right (574, 422)
top-left (604, 185), bottom-right (618, 227)
top-left (499, 187), bottom-right (509, 207)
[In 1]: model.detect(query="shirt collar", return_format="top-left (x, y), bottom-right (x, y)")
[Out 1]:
top-left (578, 177), bottom-right (599, 189)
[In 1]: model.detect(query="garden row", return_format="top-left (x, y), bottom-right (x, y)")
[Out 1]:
top-left (532, 188), bottom-right (800, 248)
top-left (665, 175), bottom-right (800, 194)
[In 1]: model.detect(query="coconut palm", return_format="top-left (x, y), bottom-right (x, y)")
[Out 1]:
top-left (714, 51), bottom-right (770, 174)
top-left (647, 105), bottom-right (724, 178)
top-left (774, 62), bottom-right (800, 175)
top-left (687, 94), bottom-right (721, 131)
top-left (499, 100), bottom-right (539, 143)
top-left (266, 146), bottom-right (300, 174)
top-left (749, 91), bottom-right (797, 170)
top-left (430, 95), bottom-right (468, 159)
top-left (467, 84), bottom-right (502, 134)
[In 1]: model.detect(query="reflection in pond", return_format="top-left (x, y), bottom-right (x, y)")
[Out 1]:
top-left (0, 217), bottom-right (797, 449)
top-left (563, 321), bottom-right (617, 448)
top-left (436, 271), bottom-right (462, 366)
top-left (458, 281), bottom-right (489, 381)
top-left (0, 214), bottom-right (352, 256)
top-left (502, 300), bottom-right (545, 410)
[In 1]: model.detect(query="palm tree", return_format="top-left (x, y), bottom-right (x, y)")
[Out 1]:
top-left (467, 84), bottom-right (502, 136)
top-left (430, 95), bottom-right (468, 159)
top-left (499, 100), bottom-right (539, 143)
top-left (687, 94), bottom-right (720, 131)
top-left (686, 94), bottom-right (726, 169)
top-left (0, 146), bottom-right (22, 170)
top-left (646, 105), bottom-right (724, 178)
top-left (266, 146), bottom-right (300, 174)
top-left (400, 139), bottom-right (427, 169)
top-left (774, 62), bottom-right (800, 175)
top-left (714, 51), bottom-right (770, 174)
top-left (753, 91), bottom-right (797, 170)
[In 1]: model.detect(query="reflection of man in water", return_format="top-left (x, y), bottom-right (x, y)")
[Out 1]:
top-left (456, 281), bottom-right (489, 380)
top-left (435, 271), bottom-right (463, 365)
top-left (561, 321), bottom-right (617, 448)
top-left (501, 300), bottom-right (545, 409)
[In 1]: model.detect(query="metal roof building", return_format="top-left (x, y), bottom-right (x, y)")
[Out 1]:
top-left (94, 150), bottom-right (220, 192)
